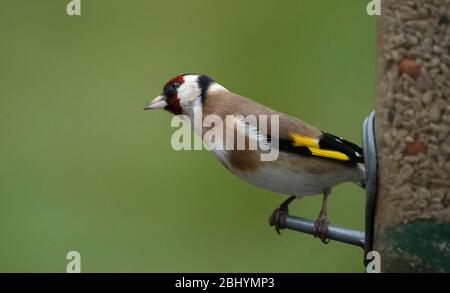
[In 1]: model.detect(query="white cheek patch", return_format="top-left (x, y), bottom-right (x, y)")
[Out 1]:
top-left (176, 75), bottom-right (202, 120)
top-left (178, 75), bottom-right (201, 103)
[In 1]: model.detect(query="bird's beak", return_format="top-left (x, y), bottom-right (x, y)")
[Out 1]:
top-left (143, 95), bottom-right (167, 110)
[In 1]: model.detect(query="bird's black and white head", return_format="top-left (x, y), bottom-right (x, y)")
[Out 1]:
top-left (144, 74), bottom-right (224, 117)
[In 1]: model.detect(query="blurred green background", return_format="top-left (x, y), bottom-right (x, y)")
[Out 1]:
top-left (0, 0), bottom-right (374, 272)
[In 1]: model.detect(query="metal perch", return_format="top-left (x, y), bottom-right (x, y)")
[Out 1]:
top-left (284, 215), bottom-right (365, 248)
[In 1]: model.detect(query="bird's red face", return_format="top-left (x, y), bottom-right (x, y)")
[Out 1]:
top-left (144, 74), bottom-right (214, 116)
top-left (161, 75), bottom-right (185, 115)
top-left (143, 75), bottom-right (185, 114)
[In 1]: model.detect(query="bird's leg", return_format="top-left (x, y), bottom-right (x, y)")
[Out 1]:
top-left (268, 195), bottom-right (296, 234)
top-left (313, 189), bottom-right (331, 244)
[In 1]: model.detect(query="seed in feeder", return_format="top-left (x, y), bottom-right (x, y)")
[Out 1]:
top-left (399, 59), bottom-right (420, 79)
top-left (422, 91), bottom-right (433, 104)
top-left (404, 140), bottom-right (427, 156)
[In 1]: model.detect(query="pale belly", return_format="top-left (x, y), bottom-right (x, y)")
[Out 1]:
top-left (212, 150), bottom-right (359, 197)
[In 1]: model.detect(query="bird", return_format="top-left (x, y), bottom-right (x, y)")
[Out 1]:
top-left (144, 74), bottom-right (365, 243)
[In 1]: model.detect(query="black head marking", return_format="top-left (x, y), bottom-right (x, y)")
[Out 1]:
top-left (197, 75), bottom-right (214, 104)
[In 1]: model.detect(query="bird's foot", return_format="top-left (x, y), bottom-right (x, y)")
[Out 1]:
top-left (268, 195), bottom-right (296, 235)
top-left (313, 214), bottom-right (329, 244)
top-left (268, 205), bottom-right (288, 235)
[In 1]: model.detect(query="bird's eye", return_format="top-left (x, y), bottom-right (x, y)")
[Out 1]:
top-left (172, 81), bottom-right (181, 89)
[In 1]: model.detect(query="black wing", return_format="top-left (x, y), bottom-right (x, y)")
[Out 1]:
top-left (318, 132), bottom-right (364, 163)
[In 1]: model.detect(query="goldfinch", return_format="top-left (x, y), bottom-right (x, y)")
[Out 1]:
top-left (144, 74), bottom-right (365, 243)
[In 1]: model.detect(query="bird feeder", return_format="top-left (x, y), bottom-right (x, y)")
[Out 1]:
top-left (283, 0), bottom-right (450, 272)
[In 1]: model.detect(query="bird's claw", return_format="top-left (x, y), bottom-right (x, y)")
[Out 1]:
top-left (313, 215), bottom-right (329, 244)
top-left (268, 206), bottom-right (288, 235)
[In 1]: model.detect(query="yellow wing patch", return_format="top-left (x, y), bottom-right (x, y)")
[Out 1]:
top-left (290, 133), bottom-right (319, 148)
top-left (308, 148), bottom-right (350, 161)
top-left (290, 133), bottom-right (350, 161)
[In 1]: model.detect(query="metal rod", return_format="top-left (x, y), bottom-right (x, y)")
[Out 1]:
top-left (284, 215), bottom-right (365, 248)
